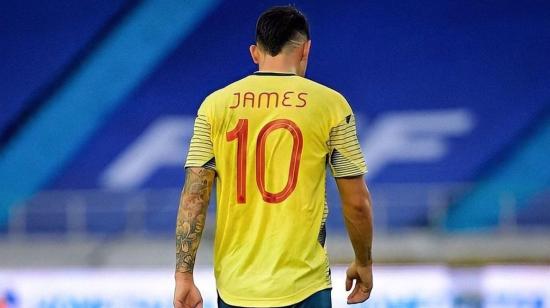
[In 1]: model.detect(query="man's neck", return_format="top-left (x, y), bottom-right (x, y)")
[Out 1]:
top-left (258, 56), bottom-right (297, 74)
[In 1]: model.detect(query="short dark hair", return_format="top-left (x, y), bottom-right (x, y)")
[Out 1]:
top-left (255, 6), bottom-right (310, 56)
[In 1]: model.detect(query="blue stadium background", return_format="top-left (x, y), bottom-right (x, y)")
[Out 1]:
top-left (1, 0), bottom-right (549, 235)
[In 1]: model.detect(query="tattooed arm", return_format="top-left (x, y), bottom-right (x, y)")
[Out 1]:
top-left (174, 167), bottom-right (215, 308)
top-left (335, 175), bottom-right (374, 305)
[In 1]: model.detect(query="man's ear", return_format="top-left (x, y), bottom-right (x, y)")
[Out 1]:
top-left (301, 40), bottom-right (311, 61)
top-left (250, 44), bottom-right (260, 64)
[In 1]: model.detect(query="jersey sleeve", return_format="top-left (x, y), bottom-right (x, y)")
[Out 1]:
top-left (185, 99), bottom-right (216, 170)
top-left (327, 113), bottom-right (367, 178)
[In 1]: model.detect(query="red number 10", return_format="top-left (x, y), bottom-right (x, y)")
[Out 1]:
top-left (226, 119), bottom-right (303, 204)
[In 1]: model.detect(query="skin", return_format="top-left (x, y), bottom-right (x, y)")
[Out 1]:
top-left (336, 176), bottom-right (374, 304)
top-left (174, 167), bottom-right (215, 308)
top-left (174, 36), bottom-right (374, 307)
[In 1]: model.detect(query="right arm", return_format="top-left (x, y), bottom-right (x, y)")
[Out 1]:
top-left (336, 175), bottom-right (374, 304)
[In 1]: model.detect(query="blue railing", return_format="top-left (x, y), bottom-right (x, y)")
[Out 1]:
top-left (3, 183), bottom-right (547, 237)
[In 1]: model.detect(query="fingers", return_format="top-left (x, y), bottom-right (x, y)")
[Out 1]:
top-left (173, 290), bottom-right (202, 308)
top-left (348, 281), bottom-right (360, 300)
top-left (346, 265), bottom-right (358, 291)
top-left (345, 276), bottom-right (353, 291)
top-left (192, 292), bottom-right (203, 308)
top-left (347, 283), bottom-right (371, 304)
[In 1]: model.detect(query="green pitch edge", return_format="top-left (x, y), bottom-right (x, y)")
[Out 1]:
top-left (0, 0), bottom-right (220, 225)
top-left (445, 116), bottom-right (550, 230)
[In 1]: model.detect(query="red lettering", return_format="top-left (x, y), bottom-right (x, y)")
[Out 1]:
top-left (243, 92), bottom-right (255, 108)
top-left (226, 119), bottom-right (248, 203)
top-left (229, 92), bottom-right (240, 109)
top-left (282, 91), bottom-right (294, 107)
top-left (296, 92), bottom-right (308, 107)
top-left (258, 92), bottom-right (279, 108)
top-left (256, 119), bottom-right (303, 203)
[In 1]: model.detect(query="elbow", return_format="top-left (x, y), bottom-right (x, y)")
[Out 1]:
top-left (343, 193), bottom-right (372, 215)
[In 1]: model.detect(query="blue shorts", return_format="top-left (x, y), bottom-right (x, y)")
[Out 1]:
top-left (217, 288), bottom-right (332, 308)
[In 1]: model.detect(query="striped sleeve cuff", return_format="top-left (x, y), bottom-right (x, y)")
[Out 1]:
top-left (185, 114), bottom-right (215, 170)
top-left (328, 114), bottom-right (367, 177)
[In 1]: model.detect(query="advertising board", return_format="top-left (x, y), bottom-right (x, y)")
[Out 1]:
top-left (0, 266), bottom-right (549, 308)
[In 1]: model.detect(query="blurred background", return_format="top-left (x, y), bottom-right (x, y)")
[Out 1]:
top-left (1, 0), bottom-right (549, 307)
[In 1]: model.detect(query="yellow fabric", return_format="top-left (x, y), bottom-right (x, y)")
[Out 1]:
top-left (186, 114), bottom-right (215, 168)
top-left (185, 73), bottom-right (367, 307)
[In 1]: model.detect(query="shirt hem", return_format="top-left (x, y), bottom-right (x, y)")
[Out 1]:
top-left (217, 281), bottom-right (332, 307)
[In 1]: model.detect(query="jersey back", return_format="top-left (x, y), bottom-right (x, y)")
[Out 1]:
top-left (185, 72), bottom-right (367, 307)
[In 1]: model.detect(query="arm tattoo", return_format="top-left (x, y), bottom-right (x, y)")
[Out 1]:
top-left (175, 167), bottom-right (215, 273)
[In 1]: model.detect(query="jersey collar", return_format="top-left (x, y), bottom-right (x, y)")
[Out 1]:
top-left (253, 71), bottom-right (296, 76)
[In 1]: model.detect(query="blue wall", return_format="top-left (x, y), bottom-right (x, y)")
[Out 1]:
top-left (51, 0), bottom-right (550, 187)
top-left (1, 0), bottom-right (549, 230)
top-left (0, 0), bottom-right (128, 133)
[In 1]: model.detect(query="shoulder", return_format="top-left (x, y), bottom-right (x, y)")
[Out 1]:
top-left (299, 77), bottom-right (352, 115)
top-left (300, 77), bottom-right (349, 104)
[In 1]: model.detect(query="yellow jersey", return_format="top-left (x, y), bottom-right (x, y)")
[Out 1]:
top-left (185, 71), bottom-right (367, 307)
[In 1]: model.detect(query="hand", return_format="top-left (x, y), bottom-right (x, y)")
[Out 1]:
top-left (174, 272), bottom-right (203, 308)
top-left (345, 261), bottom-right (373, 304)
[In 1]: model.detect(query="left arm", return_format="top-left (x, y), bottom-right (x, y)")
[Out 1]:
top-left (174, 167), bottom-right (215, 308)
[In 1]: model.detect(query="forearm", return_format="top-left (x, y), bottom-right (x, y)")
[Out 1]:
top-left (343, 197), bottom-right (373, 266)
top-left (175, 167), bottom-right (215, 274)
